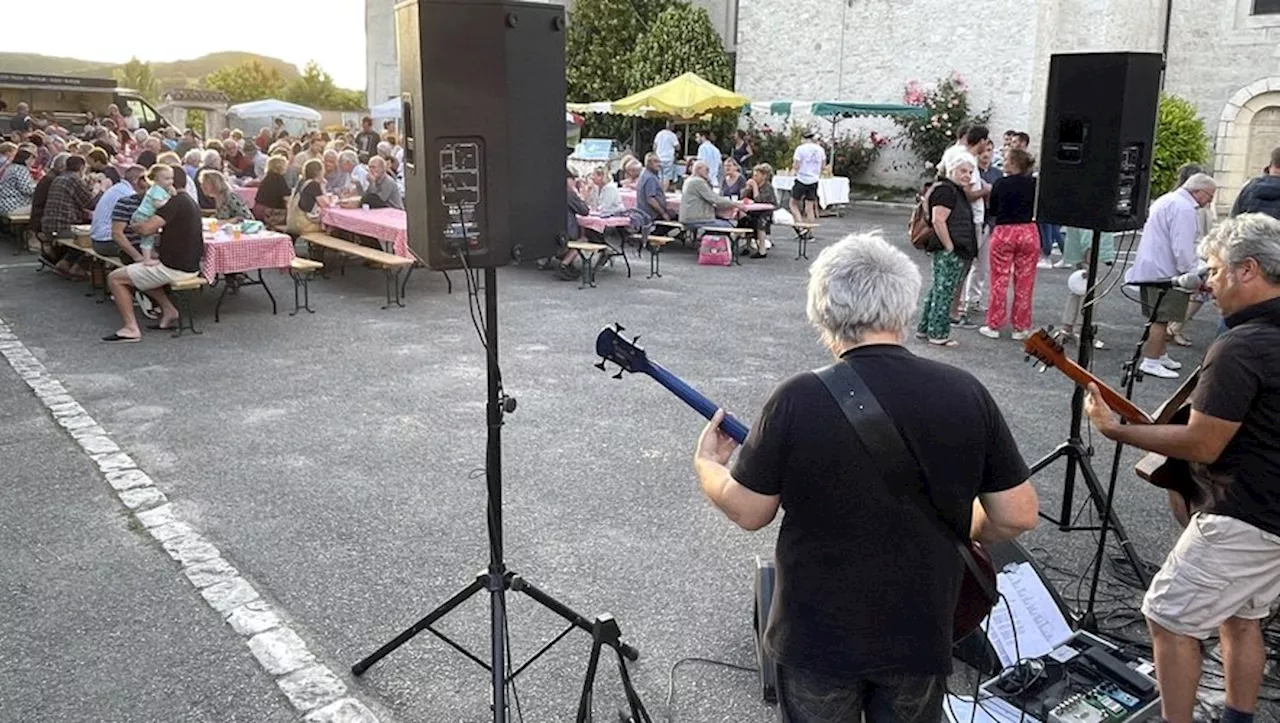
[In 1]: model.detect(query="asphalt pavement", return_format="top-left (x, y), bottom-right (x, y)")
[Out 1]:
top-left (1, 208), bottom-right (1274, 722)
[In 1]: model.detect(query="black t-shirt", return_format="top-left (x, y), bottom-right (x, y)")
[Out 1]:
top-left (731, 345), bottom-right (1029, 678)
top-left (155, 193), bottom-right (204, 273)
top-left (1192, 297), bottom-right (1280, 535)
top-left (927, 180), bottom-right (977, 260)
top-left (989, 174), bottom-right (1037, 225)
top-left (255, 172), bottom-right (290, 209)
top-left (297, 179), bottom-right (322, 213)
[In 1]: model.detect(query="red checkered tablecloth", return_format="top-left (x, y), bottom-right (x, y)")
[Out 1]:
top-left (233, 186), bottom-right (257, 206)
top-left (201, 231), bottom-right (296, 283)
top-left (320, 207), bottom-right (410, 258)
top-left (576, 215), bottom-right (631, 234)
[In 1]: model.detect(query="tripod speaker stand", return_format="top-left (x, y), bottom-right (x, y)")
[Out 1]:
top-left (351, 267), bottom-right (648, 723)
top-left (1027, 229), bottom-right (1150, 630)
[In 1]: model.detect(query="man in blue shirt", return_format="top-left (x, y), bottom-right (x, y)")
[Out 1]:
top-left (634, 153), bottom-right (671, 228)
top-left (1126, 173), bottom-right (1217, 379)
top-left (90, 165), bottom-right (147, 262)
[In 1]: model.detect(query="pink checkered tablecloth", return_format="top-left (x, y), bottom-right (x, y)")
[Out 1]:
top-left (233, 186), bottom-right (258, 206)
top-left (320, 207), bottom-right (410, 258)
top-left (617, 189), bottom-right (771, 220)
top-left (201, 231), bottom-right (296, 283)
top-left (576, 215), bottom-right (631, 234)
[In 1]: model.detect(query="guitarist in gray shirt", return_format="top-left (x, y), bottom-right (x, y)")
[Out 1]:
top-left (1087, 213), bottom-right (1280, 723)
top-left (693, 232), bottom-right (1038, 723)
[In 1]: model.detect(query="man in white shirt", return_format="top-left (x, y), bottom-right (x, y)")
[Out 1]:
top-left (697, 131), bottom-right (723, 187)
top-left (653, 122), bottom-right (679, 191)
top-left (790, 131), bottom-right (826, 224)
top-left (1126, 173), bottom-right (1217, 379)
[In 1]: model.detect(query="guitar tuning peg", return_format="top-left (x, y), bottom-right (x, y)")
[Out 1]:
top-left (614, 323), bottom-right (626, 332)
top-left (1037, 363), bottom-right (1048, 373)
top-left (612, 370), bottom-right (623, 380)
top-left (631, 335), bottom-right (640, 345)
top-left (594, 360), bottom-right (607, 372)
top-left (1023, 355), bottom-right (1031, 363)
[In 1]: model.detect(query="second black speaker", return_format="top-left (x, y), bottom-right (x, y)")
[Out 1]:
top-left (397, 0), bottom-right (567, 269)
top-left (1036, 52), bottom-right (1162, 232)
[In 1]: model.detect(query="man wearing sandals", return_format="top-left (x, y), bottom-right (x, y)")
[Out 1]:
top-left (102, 167), bottom-right (204, 343)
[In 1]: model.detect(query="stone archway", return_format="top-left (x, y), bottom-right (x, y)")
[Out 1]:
top-left (1215, 81), bottom-right (1280, 212)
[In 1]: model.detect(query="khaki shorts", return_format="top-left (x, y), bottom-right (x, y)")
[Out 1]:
top-left (1139, 287), bottom-right (1190, 324)
top-left (1142, 513), bottom-right (1280, 639)
top-left (124, 262), bottom-right (199, 292)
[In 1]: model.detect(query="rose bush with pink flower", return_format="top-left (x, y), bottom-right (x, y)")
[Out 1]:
top-left (896, 72), bottom-right (990, 177)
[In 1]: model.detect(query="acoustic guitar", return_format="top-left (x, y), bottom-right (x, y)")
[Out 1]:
top-left (595, 325), bottom-right (997, 640)
top-left (1022, 330), bottom-right (1203, 525)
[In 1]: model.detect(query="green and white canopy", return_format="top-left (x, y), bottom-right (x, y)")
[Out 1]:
top-left (748, 101), bottom-right (927, 119)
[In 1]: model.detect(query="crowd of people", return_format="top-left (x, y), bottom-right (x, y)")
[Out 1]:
top-left (0, 103), bottom-right (408, 341)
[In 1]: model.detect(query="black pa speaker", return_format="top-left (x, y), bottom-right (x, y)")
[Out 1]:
top-left (1035, 52), bottom-right (1163, 232)
top-left (396, 0), bottom-right (566, 269)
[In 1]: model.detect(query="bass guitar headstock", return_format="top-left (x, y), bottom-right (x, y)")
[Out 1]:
top-left (595, 324), bottom-right (653, 379)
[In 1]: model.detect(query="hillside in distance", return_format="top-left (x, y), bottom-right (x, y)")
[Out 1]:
top-left (0, 52), bottom-right (302, 90)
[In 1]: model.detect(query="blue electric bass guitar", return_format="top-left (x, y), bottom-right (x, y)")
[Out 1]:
top-left (594, 325), bottom-right (996, 641)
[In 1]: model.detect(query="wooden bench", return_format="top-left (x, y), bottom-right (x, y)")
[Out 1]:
top-left (653, 220), bottom-right (689, 247)
top-left (288, 257), bottom-right (324, 315)
top-left (300, 232), bottom-right (414, 309)
top-left (53, 236), bottom-right (123, 300)
top-left (786, 222), bottom-right (819, 260)
top-left (630, 235), bottom-right (672, 279)
top-left (566, 240), bottom-right (610, 289)
top-left (1, 211), bottom-right (32, 255)
top-left (167, 275), bottom-right (209, 337)
top-left (701, 227), bottom-right (754, 265)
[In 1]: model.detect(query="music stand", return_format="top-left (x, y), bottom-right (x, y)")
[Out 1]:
top-left (1026, 228), bottom-right (1149, 630)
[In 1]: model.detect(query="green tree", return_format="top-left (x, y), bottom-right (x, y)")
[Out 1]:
top-left (283, 61), bottom-right (365, 110)
top-left (115, 57), bottom-right (159, 101)
top-left (567, 0), bottom-right (659, 103)
top-left (626, 4), bottom-right (731, 94)
top-left (205, 60), bottom-right (286, 104)
top-left (1151, 94), bottom-right (1210, 198)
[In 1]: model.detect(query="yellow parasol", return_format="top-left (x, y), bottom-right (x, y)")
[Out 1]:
top-left (610, 73), bottom-right (748, 119)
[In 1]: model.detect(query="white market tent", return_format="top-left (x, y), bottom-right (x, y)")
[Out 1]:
top-left (227, 99), bottom-right (322, 122)
top-left (370, 98), bottom-right (400, 120)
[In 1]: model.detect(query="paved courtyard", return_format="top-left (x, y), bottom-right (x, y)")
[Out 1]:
top-left (2, 208), bottom-right (1274, 722)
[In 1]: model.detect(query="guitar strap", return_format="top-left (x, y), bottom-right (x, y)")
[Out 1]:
top-left (813, 361), bottom-right (999, 606)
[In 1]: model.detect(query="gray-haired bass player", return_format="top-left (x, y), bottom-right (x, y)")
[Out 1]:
top-left (693, 233), bottom-right (1039, 723)
top-left (1087, 213), bottom-right (1280, 723)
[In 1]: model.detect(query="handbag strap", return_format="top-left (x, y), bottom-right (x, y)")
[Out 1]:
top-left (813, 360), bottom-right (998, 603)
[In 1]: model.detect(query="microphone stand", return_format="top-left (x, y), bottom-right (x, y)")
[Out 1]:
top-left (1025, 229), bottom-right (1150, 630)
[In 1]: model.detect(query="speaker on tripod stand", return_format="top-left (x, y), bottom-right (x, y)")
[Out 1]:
top-left (1028, 52), bottom-right (1163, 629)
top-left (353, 3), bottom-right (651, 722)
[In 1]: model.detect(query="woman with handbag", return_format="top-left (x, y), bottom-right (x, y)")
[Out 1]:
top-left (915, 155), bottom-right (979, 347)
top-left (287, 159), bottom-right (330, 236)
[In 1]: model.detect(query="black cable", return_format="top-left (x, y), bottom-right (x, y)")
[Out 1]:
top-left (662, 656), bottom-right (757, 722)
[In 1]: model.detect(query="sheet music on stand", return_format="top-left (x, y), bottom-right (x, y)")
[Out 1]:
top-left (984, 561), bottom-right (1074, 669)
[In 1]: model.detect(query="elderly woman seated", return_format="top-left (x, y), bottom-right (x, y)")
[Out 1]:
top-left (619, 160), bottom-right (642, 190)
top-left (323, 150), bottom-right (349, 194)
top-left (199, 169), bottom-right (255, 223)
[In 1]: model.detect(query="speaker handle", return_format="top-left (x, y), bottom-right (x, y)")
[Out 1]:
top-left (401, 92), bottom-right (415, 172)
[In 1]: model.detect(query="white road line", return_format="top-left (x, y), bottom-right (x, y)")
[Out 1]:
top-left (0, 317), bottom-right (383, 723)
